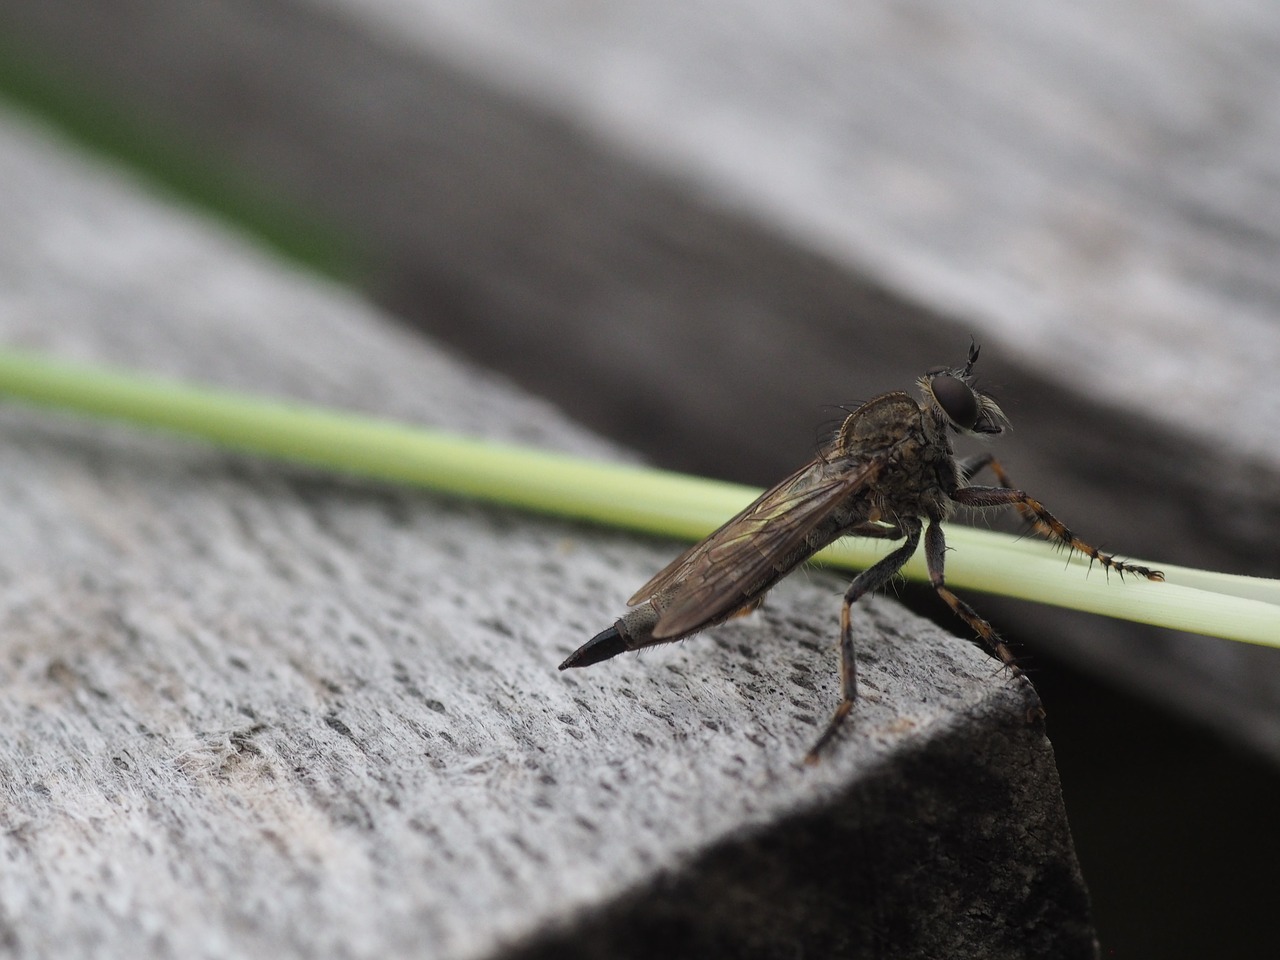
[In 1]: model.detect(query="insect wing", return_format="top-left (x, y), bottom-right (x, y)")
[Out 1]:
top-left (628, 459), bottom-right (826, 605)
top-left (638, 455), bottom-right (885, 639)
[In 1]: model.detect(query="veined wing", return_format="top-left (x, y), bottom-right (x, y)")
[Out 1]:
top-left (630, 454), bottom-right (886, 639)
top-left (628, 456), bottom-right (868, 605)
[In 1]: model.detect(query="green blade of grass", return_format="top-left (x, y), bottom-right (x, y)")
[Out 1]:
top-left (821, 531), bottom-right (1279, 647)
top-left (0, 347), bottom-right (1274, 647)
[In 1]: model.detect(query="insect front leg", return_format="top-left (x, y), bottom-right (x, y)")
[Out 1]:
top-left (956, 452), bottom-right (998, 483)
top-left (951, 484), bottom-right (1164, 580)
top-left (956, 455), bottom-right (1059, 536)
top-left (805, 521), bottom-right (921, 764)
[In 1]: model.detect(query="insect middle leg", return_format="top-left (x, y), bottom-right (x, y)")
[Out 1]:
top-left (805, 521), bottom-right (920, 764)
top-left (924, 521), bottom-right (1044, 720)
top-left (923, 520), bottom-right (1021, 674)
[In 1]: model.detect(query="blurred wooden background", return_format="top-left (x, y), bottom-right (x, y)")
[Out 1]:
top-left (0, 1), bottom-right (1278, 956)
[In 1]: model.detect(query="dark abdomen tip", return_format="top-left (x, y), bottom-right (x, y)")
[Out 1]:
top-left (559, 623), bottom-right (629, 669)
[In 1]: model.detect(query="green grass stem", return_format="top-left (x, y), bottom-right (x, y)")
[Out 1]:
top-left (0, 348), bottom-right (1274, 647)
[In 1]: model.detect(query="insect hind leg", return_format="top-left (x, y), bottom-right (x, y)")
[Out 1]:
top-left (805, 522), bottom-right (921, 764)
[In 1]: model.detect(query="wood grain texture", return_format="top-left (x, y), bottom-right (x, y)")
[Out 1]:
top-left (0, 0), bottom-right (1274, 758)
top-left (0, 113), bottom-right (1094, 957)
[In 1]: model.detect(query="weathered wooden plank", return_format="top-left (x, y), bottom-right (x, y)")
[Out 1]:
top-left (0, 111), bottom-right (1094, 957)
top-left (0, 0), bottom-right (1274, 758)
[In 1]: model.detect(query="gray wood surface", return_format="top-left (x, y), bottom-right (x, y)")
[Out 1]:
top-left (0, 111), bottom-right (1095, 958)
top-left (0, 0), bottom-right (1274, 759)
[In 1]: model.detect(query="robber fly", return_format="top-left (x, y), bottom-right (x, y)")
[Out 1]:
top-left (560, 344), bottom-right (1163, 762)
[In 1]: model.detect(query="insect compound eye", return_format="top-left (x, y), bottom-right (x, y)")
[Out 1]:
top-left (931, 374), bottom-right (980, 430)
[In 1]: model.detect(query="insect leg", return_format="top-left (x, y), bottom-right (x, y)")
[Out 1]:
top-left (951, 484), bottom-right (1164, 580)
top-left (956, 456), bottom-right (1059, 541)
top-left (846, 520), bottom-right (907, 540)
top-left (725, 596), bottom-right (765, 621)
top-left (923, 520), bottom-right (1021, 673)
top-left (925, 521), bottom-right (1044, 721)
top-left (805, 522), bottom-right (921, 764)
top-left (955, 455), bottom-right (1057, 536)
top-left (956, 452), bottom-right (996, 483)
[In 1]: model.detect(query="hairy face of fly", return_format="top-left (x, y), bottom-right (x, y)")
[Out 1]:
top-left (919, 354), bottom-right (1006, 437)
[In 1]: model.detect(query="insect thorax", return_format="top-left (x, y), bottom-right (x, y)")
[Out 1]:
top-left (836, 393), bottom-right (959, 525)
